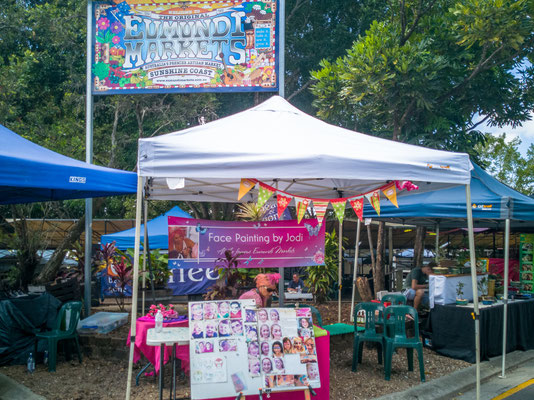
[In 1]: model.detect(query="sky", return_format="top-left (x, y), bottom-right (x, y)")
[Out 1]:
top-left (484, 112), bottom-right (534, 156)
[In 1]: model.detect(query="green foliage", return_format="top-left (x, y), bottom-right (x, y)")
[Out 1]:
top-left (120, 248), bottom-right (171, 288)
top-left (311, 0), bottom-right (534, 156)
top-left (475, 133), bottom-right (533, 196)
top-left (456, 281), bottom-right (465, 298)
top-left (305, 230), bottom-right (346, 304)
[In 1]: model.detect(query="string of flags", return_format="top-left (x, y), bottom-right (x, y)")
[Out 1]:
top-left (237, 179), bottom-right (419, 226)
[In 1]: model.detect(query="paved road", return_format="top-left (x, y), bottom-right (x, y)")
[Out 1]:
top-left (453, 359), bottom-right (534, 400)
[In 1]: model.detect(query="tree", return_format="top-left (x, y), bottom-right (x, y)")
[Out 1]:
top-left (475, 133), bottom-right (534, 196)
top-left (311, 0), bottom-right (534, 156)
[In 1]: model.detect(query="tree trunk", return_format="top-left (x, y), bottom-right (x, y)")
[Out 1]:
top-left (356, 277), bottom-right (373, 302)
top-left (413, 225), bottom-right (427, 269)
top-left (36, 215), bottom-right (86, 284)
top-left (374, 221), bottom-right (385, 295)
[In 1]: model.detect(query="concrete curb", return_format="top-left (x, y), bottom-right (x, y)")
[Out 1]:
top-left (374, 350), bottom-right (534, 400)
top-left (0, 373), bottom-right (46, 400)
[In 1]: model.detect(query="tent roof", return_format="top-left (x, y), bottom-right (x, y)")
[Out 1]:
top-left (100, 206), bottom-right (191, 250)
top-left (362, 163), bottom-right (534, 227)
top-left (0, 124), bottom-right (137, 204)
top-left (139, 96), bottom-right (472, 202)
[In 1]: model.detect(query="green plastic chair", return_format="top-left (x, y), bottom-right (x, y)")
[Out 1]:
top-left (383, 305), bottom-right (425, 381)
top-left (352, 302), bottom-right (385, 372)
top-left (34, 301), bottom-right (82, 372)
top-left (381, 293), bottom-right (407, 305)
top-left (283, 304), bottom-right (323, 327)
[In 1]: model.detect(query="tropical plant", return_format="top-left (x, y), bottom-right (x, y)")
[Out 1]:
top-left (109, 256), bottom-right (132, 311)
top-left (235, 202), bottom-right (267, 221)
top-left (477, 276), bottom-right (488, 297)
top-left (121, 248), bottom-right (171, 288)
top-left (456, 282), bottom-right (465, 299)
top-left (204, 250), bottom-right (258, 300)
top-left (305, 230), bottom-right (347, 304)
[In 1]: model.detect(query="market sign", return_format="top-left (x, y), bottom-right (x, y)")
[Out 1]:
top-left (92, 1), bottom-right (279, 94)
top-left (167, 217), bottom-right (325, 269)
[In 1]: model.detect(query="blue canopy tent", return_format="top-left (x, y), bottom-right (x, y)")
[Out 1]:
top-left (0, 124), bottom-right (137, 204)
top-left (362, 163), bottom-right (534, 228)
top-left (100, 205), bottom-right (191, 250)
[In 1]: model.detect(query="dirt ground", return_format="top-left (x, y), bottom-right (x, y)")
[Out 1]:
top-left (0, 301), bottom-right (470, 400)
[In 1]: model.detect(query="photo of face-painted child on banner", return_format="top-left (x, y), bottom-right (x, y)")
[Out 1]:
top-left (168, 217), bottom-right (325, 269)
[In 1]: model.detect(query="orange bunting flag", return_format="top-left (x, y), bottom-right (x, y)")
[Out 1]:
top-left (349, 196), bottom-right (364, 221)
top-left (277, 193), bottom-right (293, 219)
top-left (312, 200), bottom-right (329, 227)
top-left (365, 191), bottom-right (381, 216)
top-left (257, 182), bottom-right (275, 208)
top-left (382, 183), bottom-right (399, 208)
top-left (331, 199), bottom-right (346, 224)
top-left (295, 197), bottom-right (310, 224)
top-left (238, 178), bottom-right (256, 201)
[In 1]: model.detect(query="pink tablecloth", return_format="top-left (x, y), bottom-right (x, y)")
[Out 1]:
top-left (127, 318), bottom-right (190, 374)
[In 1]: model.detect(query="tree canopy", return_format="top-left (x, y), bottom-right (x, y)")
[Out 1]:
top-left (311, 0), bottom-right (534, 156)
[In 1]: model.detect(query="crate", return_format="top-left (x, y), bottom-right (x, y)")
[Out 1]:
top-left (77, 312), bottom-right (129, 334)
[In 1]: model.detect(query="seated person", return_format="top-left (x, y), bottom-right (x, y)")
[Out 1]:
top-left (402, 262), bottom-right (435, 311)
top-left (287, 273), bottom-right (306, 293)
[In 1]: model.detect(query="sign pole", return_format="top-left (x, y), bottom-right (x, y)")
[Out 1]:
top-left (84, 0), bottom-right (94, 318)
top-left (277, 0), bottom-right (285, 305)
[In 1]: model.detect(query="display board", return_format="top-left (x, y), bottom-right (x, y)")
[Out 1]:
top-left (189, 300), bottom-right (320, 399)
top-left (520, 234), bottom-right (534, 294)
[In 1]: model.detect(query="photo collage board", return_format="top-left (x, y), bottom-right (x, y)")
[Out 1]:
top-left (189, 300), bottom-right (321, 399)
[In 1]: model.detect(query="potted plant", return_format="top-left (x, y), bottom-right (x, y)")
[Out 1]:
top-left (456, 282), bottom-right (468, 305)
top-left (478, 276), bottom-right (494, 304)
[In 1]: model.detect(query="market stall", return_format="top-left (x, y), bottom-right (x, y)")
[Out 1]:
top-left (125, 96), bottom-right (476, 399)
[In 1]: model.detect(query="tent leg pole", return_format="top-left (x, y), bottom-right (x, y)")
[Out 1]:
top-left (350, 219), bottom-right (361, 322)
top-left (143, 200), bottom-right (156, 304)
top-left (499, 218), bottom-right (510, 378)
top-left (435, 223), bottom-right (440, 263)
top-left (466, 184), bottom-right (480, 400)
top-left (338, 220), bottom-right (343, 323)
top-left (278, 267), bottom-right (284, 307)
top-left (142, 200), bottom-right (148, 316)
top-left (388, 227), bottom-right (393, 290)
top-left (126, 176), bottom-right (144, 400)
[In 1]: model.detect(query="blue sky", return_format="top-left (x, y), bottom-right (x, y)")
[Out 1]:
top-left (484, 112), bottom-right (534, 156)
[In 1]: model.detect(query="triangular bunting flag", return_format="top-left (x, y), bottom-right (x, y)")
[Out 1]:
top-left (312, 200), bottom-right (329, 227)
top-left (331, 199), bottom-right (346, 224)
top-left (295, 197), bottom-right (310, 224)
top-left (237, 178), bottom-right (256, 200)
top-left (257, 182), bottom-right (275, 208)
top-left (365, 191), bottom-right (381, 216)
top-left (382, 183), bottom-right (399, 208)
top-left (277, 193), bottom-right (293, 219)
top-left (349, 196), bottom-right (364, 222)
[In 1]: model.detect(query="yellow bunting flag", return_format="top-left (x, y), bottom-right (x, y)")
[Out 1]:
top-left (277, 193), bottom-right (293, 219)
top-left (365, 191), bottom-right (381, 216)
top-left (349, 196), bottom-right (364, 222)
top-left (295, 197), bottom-right (310, 224)
top-left (331, 199), bottom-right (346, 224)
top-left (382, 182), bottom-right (399, 208)
top-left (237, 178), bottom-right (256, 200)
top-left (257, 182), bottom-right (275, 208)
top-left (312, 200), bottom-right (329, 227)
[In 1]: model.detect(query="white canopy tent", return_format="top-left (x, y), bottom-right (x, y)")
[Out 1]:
top-left (126, 96), bottom-right (482, 399)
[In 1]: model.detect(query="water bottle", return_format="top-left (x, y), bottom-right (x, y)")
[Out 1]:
top-left (155, 310), bottom-right (163, 333)
top-left (27, 352), bottom-right (35, 374)
top-left (43, 350), bottom-right (49, 367)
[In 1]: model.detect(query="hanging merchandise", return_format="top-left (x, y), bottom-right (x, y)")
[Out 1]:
top-left (256, 182), bottom-right (276, 208)
top-left (277, 193), bottom-right (293, 219)
top-left (295, 197), bottom-right (310, 224)
top-left (331, 199), bottom-right (346, 224)
top-left (238, 178), bottom-right (257, 201)
top-left (312, 200), bottom-right (329, 227)
top-left (349, 196), bottom-right (364, 221)
top-left (365, 191), bottom-right (381, 216)
top-left (382, 182), bottom-right (399, 208)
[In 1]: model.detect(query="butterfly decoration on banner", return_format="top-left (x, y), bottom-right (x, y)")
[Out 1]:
top-left (196, 223), bottom-right (207, 235)
top-left (304, 223), bottom-right (321, 237)
top-left (236, 179), bottom-right (417, 225)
